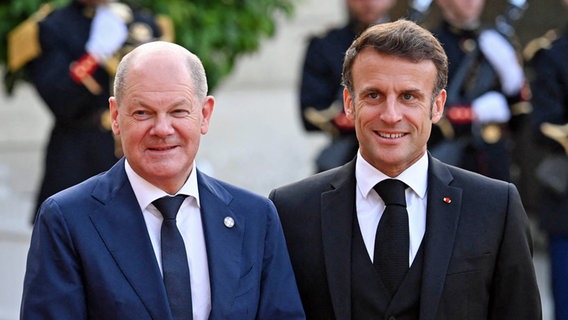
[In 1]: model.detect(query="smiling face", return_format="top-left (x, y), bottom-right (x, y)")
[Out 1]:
top-left (344, 48), bottom-right (446, 176)
top-left (109, 44), bottom-right (214, 194)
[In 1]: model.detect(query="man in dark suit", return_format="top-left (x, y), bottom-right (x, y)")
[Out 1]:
top-left (270, 19), bottom-right (541, 319)
top-left (21, 41), bottom-right (305, 320)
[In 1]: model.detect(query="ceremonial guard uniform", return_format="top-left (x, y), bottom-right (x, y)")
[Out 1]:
top-left (7, 0), bottom-right (170, 222)
top-left (299, 22), bottom-right (360, 172)
top-left (528, 24), bottom-right (568, 320)
top-left (429, 20), bottom-right (526, 181)
top-left (298, 0), bottom-right (395, 173)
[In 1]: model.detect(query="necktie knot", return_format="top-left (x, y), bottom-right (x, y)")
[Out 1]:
top-left (153, 195), bottom-right (187, 220)
top-left (374, 179), bottom-right (407, 207)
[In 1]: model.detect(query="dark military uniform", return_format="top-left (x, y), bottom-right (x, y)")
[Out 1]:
top-left (299, 22), bottom-right (359, 172)
top-left (429, 20), bottom-right (525, 181)
top-left (24, 1), bottom-right (163, 222)
top-left (528, 24), bottom-right (568, 320)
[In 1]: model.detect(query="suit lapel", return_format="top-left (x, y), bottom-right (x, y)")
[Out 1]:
top-left (419, 156), bottom-right (463, 320)
top-left (197, 171), bottom-right (243, 318)
top-left (88, 159), bottom-right (172, 319)
top-left (321, 160), bottom-right (357, 320)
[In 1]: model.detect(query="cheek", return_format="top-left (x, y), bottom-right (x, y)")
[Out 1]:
top-left (356, 105), bottom-right (377, 126)
top-left (120, 122), bottom-right (146, 142)
top-left (173, 120), bottom-right (201, 140)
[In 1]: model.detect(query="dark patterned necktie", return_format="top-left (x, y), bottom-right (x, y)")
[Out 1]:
top-left (153, 195), bottom-right (192, 320)
top-left (373, 179), bottom-right (409, 296)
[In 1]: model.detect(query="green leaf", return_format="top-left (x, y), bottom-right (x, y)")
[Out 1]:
top-left (0, 0), bottom-right (297, 94)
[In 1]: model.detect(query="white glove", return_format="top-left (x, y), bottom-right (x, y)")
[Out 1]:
top-left (85, 5), bottom-right (128, 62)
top-left (472, 91), bottom-right (511, 124)
top-left (478, 29), bottom-right (524, 96)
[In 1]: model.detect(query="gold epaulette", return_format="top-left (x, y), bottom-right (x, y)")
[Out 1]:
top-left (435, 117), bottom-right (455, 140)
top-left (103, 56), bottom-right (121, 78)
top-left (156, 14), bottom-right (175, 42)
top-left (523, 29), bottom-right (558, 62)
top-left (541, 122), bottom-right (568, 155)
top-left (303, 101), bottom-right (344, 137)
top-left (7, 4), bottom-right (53, 72)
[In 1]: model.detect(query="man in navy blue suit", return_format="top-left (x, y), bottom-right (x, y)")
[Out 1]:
top-left (21, 41), bottom-right (305, 320)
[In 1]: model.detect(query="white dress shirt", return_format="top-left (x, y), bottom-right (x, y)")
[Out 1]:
top-left (355, 151), bottom-right (428, 266)
top-left (125, 160), bottom-right (211, 320)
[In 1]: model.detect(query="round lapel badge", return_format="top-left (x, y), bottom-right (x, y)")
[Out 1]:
top-left (224, 216), bottom-right (235, 228)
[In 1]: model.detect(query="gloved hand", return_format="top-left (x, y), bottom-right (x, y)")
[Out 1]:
top-left (472, 91), bottom-right (511, 124)
top-left (85, 5), bottom-right (128, 63)
top-left (478, 29), bottom-right (524, 96)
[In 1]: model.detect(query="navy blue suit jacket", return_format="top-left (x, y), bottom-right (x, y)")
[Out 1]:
top-left (21, 158), bottom-right (305, 319)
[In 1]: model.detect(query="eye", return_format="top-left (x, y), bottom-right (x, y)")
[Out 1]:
top-left (402, 93), bottom-right (414, 101)
top-left (368, 92), bottom-right (380, 99)
top-left (171, 109), bottom-right (191, 118)
top-left (132, 109), bottom-right (152, 120)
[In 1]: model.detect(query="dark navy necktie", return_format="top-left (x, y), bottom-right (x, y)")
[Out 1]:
top-left (153, 195), bottom-right (192, 320)
top-left (373, 179), bottom-right (409, 297)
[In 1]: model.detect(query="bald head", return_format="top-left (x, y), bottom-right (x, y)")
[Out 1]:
top-left (113, 41), bottom-right (208, 105)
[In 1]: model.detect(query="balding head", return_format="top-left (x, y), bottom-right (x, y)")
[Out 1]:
top-left (108, 41), bottom-right (215, 194)
top-left (113, 41), bottom-right (208, 106)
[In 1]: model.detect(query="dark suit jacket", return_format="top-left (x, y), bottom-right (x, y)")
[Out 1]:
top-left (21, 158), bottom-right (305, 319)
top-left (269, 154), bottom-right (541, 319)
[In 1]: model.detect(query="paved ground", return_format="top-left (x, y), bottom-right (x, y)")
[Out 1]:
top-left (0, 0), bottom-right (554, 317)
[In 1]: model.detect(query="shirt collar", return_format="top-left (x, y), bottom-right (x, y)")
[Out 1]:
top-left (124, 159), bottom-right (201, 212)
top-left (355, 151), bottom-right (428, 199)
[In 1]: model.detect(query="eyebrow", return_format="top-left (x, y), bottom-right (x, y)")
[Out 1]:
top-left (401, 88), bottom-right (426, 99)
top-left (134, 98), bottom-right (191, 109)
top-left (358, 86), bottom-right (425, 98)
top-left (359, 86), bottom-right (383, 97)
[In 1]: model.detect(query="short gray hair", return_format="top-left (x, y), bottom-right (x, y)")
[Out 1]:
top-left (113, 41), bottom-right (208, 105)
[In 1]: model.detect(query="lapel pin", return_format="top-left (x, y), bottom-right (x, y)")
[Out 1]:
top-left (224, 216), bottom-right (235, 228)
top-left (443, 197), bottom-right (452, 204)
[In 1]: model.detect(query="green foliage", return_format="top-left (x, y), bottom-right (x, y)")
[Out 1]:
top-left (0, 0), bottom-right (296, 93)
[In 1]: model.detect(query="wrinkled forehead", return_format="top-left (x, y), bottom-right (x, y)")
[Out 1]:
top-left (129, 49), bottom-right (189, 78)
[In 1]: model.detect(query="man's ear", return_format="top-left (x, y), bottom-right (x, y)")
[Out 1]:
top-left (200, 96), bottom-right (215, 135)
top-left (343, 88), bottom-right (354, 120)
top-left (109, 97), bottom-right (120, 136)
top-left (431, 89), bottom-right (446, 123)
